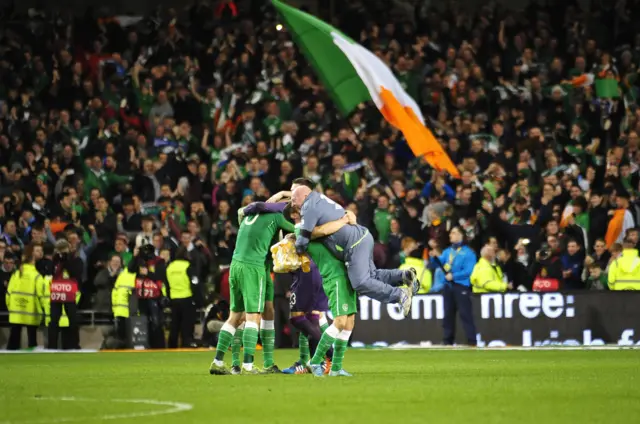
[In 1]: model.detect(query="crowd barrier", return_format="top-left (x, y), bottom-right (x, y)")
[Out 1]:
top-left (3, 292), bottom-right (639, 349)
top-left (350, 292), bottom-right (640, 347)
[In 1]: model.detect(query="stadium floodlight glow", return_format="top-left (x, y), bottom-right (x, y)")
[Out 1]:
top-left (276, 24), bottom-right (283, 31)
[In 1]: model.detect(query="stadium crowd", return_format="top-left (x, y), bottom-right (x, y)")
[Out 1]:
top-left (2, 0), bottom-right (640, 347)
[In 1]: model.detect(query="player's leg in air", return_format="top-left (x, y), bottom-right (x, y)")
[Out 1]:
top-left (346, 232), bottom-right (419, 315)
top-left (209, 261), bottom-right (266, 375)
top-left (260, 269), bottom-right (280, 374)
top-left (308, 275), bottom-right (357, 377)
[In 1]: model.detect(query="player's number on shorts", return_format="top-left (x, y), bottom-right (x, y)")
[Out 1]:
top-left (289, 293), bottom-right (296, 309)
top-left (320, 194), bottom-right (343, 211)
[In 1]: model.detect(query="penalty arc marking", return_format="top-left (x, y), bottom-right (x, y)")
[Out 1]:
top-left (0, 397), bottom-right (193, 424)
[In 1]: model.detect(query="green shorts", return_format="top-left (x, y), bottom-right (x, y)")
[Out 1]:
top-left (229, 261), bottom-right (267, 313)
top-left (265, 265), bottom-right (274, 302)
top-left (323, 276), bottom-right (358, 317)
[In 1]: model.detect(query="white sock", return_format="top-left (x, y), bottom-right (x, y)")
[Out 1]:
top-left (338, 330), bottom-right (352, 341)
top-left (325, 324), bottom-right (340, 339)
top-left (243, 362), bottom-right (253, 371)
top-left (260, 319), bottom-right (274, 330)
top-left (319, 314), bottom-right (328, 327)
top-left (221, 322), bottom-right (236, 336)
top-left (237, 322), bottom-right (245, 331)
top-left (214, 359), bottom-right (224, 366)
top-left (245, 321), bottom-right (259, 331)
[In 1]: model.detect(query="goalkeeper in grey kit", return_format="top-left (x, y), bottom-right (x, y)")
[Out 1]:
top-left (290, 184), bottom-right (419, 316)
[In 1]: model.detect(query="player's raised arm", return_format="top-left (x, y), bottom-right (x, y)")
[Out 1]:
top-left (267, 190), bottom-right (291, 203)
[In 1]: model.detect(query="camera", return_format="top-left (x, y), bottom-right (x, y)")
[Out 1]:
top-left (537, 243), bottom-right (552, 261)
top-left (139, 244), bottom-right (155, 261)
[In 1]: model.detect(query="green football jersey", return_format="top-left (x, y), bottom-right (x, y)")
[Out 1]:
top-left (295, 226), bottom-right (348, 282)
top-left (307, 241), bottom-right (348, 282)
top-left (233, 213), bottom-right (295, 267)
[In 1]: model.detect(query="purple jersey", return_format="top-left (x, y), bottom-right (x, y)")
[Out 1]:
top-left (289, 258), bottom-right (328, 312)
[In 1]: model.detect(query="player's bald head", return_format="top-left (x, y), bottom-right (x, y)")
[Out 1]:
top-left (291, 185), bottom-right (312, 208)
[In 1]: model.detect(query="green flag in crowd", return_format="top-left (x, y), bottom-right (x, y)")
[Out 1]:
top-left (595, 79), bottom-right (620, 98)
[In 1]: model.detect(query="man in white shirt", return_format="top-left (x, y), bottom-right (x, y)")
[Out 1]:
top-left (135, 216), bottom-right (156, 248)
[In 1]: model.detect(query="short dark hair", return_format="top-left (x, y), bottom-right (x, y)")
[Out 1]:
top-left (566, 238), bottom-right (580, 247)
top-left (573, 196), bottom-right (588, 211)
top-left (292, 177), bottom-right (315, 189)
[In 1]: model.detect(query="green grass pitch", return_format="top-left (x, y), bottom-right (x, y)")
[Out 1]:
top-left (1, 349), bottom-right (640, 423)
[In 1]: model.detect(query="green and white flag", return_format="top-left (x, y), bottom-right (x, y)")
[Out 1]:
top-left (272, 0), bottom-right (459, 177)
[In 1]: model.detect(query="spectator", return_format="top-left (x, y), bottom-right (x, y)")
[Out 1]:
top-left (373, 194), bottom-right (392, 244)
top-left (0, 252), bottom-right (17, 320)
top-left (430, 227), bottom-right (477, 346)
top-left (93, 254), bottom-right (122, 313)
top-left (586, 263), bottom-right (608, 290)
top-left (561, 239), bottom-right (586, 290)
top-left (135, 215), bottom-right (156, 248)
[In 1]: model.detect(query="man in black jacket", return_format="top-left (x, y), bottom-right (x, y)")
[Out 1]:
top-left (0, 252), bottom-right (16, 324)
top-left (93, 254), bottom-right (122, 313)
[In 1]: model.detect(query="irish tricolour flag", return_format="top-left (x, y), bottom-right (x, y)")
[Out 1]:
top-left (273, 0), bottom-right (459, 177)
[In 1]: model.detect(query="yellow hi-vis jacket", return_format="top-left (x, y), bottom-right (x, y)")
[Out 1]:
top-left (166, 260), bottom-right (192, 300)
top-left (399, 257), bottom-right (431, 294)
top-left (37, 275), bottom-right (81, 327)
top-left (470, 257), bottom-right (507, 293)
top-left (112, 269), bottom-right (137, 318)
top-left (5, 264), bottom-right (43, 326)
top-left (608, 249), bottom-right (640, 290)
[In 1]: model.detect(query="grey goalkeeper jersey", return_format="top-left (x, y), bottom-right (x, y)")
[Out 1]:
top-left (295, 191), bottom-right (368, 260)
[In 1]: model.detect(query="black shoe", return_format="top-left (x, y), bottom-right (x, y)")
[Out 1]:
top-left (261, 365), bottom-right (282, 374)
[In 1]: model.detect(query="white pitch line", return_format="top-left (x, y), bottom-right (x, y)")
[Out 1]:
top-left (385, 345), bottom-right (640, 351)
top-left (0, 397), bottom-right (193, 424)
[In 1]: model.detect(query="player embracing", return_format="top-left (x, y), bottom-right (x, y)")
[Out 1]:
top-left (209, 207), bottom-right (295, 375)
top-left (243, 200), bottom-right (355, 376)
top-left (289, 182), bottom-right (419, 316)
top-left (290, 210), bottom-right (358, 377)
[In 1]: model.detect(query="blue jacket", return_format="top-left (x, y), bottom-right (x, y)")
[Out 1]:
top-left (430, 244), bottom-right (477, 287)
top-left (429, 267), bottom-right (446, 293)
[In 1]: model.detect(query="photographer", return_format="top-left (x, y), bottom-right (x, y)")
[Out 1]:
top-left (128, 244), bottom-right (167, 348)
top-left (45, 239), bottom-right (82, 350)
top-left (501, 238), bottom-right (534, 291)
top-left (532, 239), bottom-right (563, 292)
